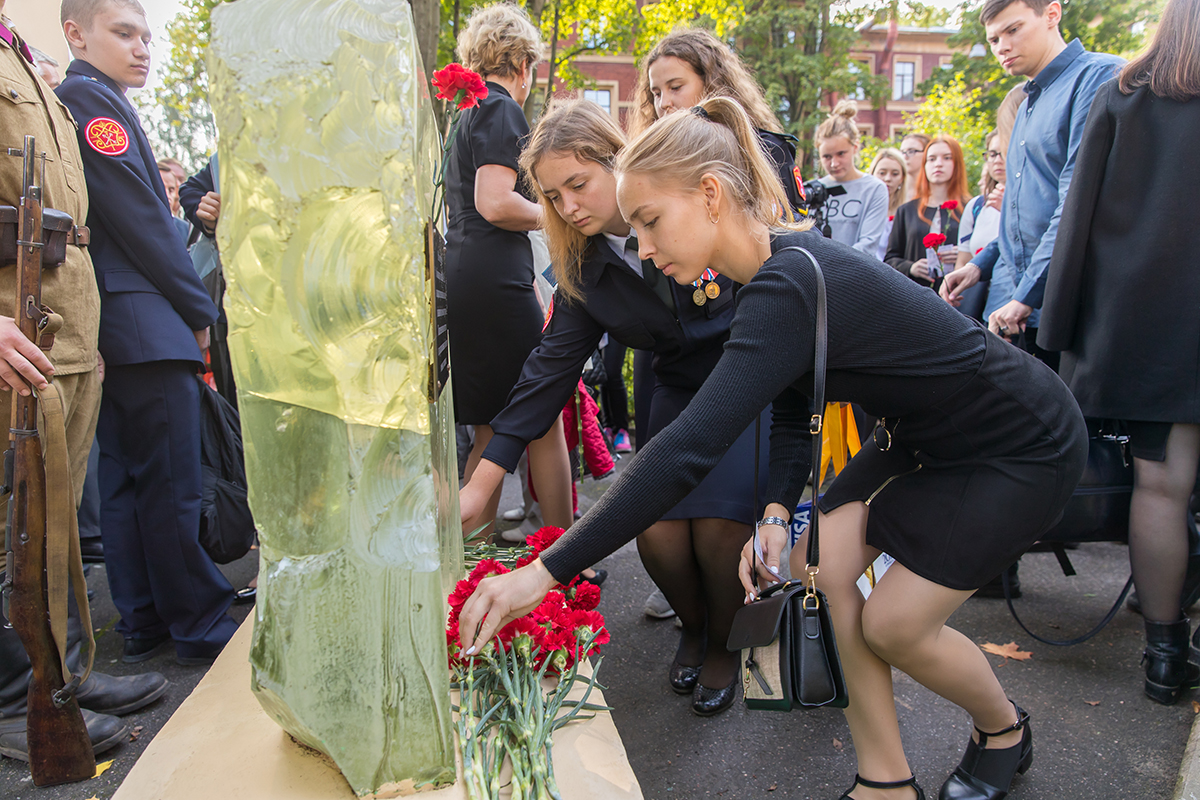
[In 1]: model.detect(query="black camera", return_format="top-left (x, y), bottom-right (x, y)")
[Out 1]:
top-left (800, 178), bottom-right (845, 239)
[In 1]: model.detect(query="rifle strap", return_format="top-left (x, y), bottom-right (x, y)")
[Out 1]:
top-left (37, 381), bottom-right (94, 695)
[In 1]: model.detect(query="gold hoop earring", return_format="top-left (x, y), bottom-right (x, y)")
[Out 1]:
top-left (709, 212), bottom-right (719, 225)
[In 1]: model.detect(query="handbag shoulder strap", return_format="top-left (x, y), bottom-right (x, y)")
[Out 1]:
top-left (752, 246), bottom-right (828, 573)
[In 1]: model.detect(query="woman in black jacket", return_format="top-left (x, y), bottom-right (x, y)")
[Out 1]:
top-left (1040, 0), bottom-right (1200, 706)
top-left (458, 99), bottom-right (772, 716)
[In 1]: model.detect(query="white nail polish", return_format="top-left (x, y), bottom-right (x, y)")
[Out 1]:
top-left (464, 646), bottom-right (476, 656)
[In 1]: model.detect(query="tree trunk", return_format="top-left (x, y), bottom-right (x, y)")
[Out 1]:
top-left (409, 0), bottom-right (439, 80)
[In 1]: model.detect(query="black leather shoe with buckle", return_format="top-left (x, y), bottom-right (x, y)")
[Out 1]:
top-left (939, 704), bottom-right (1032, 800)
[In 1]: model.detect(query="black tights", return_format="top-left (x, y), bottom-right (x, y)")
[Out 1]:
top-left (1130, 424), bottom-right (1200, 623)
top-left (637, 517), bottom-right (752, 689)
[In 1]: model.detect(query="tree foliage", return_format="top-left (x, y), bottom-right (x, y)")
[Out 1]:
top-left (901, 74), bottom-right (993, 186)
top-left (137, 0), bottom-right (220, 173)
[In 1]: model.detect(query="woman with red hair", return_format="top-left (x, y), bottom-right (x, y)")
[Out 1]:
top-left (885, 135), bottom-right (972, 287)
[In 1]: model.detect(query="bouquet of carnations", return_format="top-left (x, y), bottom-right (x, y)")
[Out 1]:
top-left (447, 527), bottom-right (610, 800)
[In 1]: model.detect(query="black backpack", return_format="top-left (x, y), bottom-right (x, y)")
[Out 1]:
top-left (197, 377), bottom-right (256, 564)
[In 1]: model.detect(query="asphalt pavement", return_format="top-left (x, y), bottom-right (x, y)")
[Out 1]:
top-left (1, 453), bottom-right (1195, 799)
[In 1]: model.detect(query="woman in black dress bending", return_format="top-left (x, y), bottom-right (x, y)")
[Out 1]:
top-left (458, 98), bottom-right (1087, 800)
top-left (459, 99), bottom-right (772, 715)
top-left (445, 4), bottom-right (572, 534)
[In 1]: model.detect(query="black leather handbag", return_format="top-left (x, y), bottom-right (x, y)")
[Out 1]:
top-left (726, 247), bottom-right (849, 711)
top-left (1038, 419), bottom-right (1134, 544)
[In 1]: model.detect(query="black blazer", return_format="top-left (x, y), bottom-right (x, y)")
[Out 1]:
top-left (1040, 80), bottom-right (1200, 422)
top-left (485, 236), bottom-right (736, 471)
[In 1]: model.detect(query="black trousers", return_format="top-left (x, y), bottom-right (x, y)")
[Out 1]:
top-left (98, 361), bottom-right (236, 658)
top-left (599, 342), bottom-right (629, 432)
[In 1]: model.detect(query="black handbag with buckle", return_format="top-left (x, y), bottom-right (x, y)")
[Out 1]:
top-left (726, 246), bottom-right (849, 711)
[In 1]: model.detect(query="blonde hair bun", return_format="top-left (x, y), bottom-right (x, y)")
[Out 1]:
top-left (831, 99), bottom-right (859, 119)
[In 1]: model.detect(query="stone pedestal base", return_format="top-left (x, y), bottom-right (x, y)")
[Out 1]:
top-left (112, 618), bottom-right (643, 799)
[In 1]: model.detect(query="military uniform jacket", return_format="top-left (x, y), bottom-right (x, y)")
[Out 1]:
top-left (56, 60), bottom-right (216, 366)
top-left (0, 28), bottom-right (99, 375)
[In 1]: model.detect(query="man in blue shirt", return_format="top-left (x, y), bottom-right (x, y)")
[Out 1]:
top-left (941, 0), bottom-right (1123, 355)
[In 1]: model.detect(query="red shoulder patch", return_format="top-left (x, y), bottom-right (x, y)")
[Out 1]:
top-left (85, 117), bottom-right (129, 156)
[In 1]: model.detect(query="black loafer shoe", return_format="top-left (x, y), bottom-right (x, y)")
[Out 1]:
top-left (233, 586), bottom-right (257, 605)
top-left (76, 670), bottom-right (169, 716)
top-left (0, 709), bottom-right (127, 762)
top-left (691, 676), bottom-right (738, 716)
top-left (668, 660), bottom-right (702, 695)
top-left (122, 633), bottom-right (172, 664)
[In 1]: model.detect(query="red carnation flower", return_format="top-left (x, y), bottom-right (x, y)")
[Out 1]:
top-left (469, 558), bottom-right (510, 583)
top-left (941, 200), bottom-right (959, 211)
top-left (567, 581), bottom-right (601, 611)
top-left (432, 63), bottom-right (489, 110)
top-left (923, 233), bottom-right (947, 249)
top-left (526, 526), bottom-right (566, 555)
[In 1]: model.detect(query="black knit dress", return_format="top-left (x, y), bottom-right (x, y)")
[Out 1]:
top-left (540, 229), bottom-right (1087, 591)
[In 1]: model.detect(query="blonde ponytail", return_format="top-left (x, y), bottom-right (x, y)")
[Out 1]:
top-left (814, 99), bottom-right (861, 147)
top-left (618, 96), bottom-right (809, 232)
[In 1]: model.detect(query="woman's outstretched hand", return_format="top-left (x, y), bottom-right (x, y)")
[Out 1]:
top-left (738, 522), bottom-right (787, 602)
top-left (459, 558), bottom-right (558, 655)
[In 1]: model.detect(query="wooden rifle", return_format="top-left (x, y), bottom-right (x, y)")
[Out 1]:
top-left (0, 135), bottom-right (94, 785)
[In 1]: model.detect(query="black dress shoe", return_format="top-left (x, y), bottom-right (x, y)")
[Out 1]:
top-left (123, 632), bottom-right (172, 664)
top-left (668, 659), bottom-right (701, 695)
top-left (839, 773), bottom-right (926, 799)
top-left (233, 586), bottom-right (257, 605)
top-left (0, 708), bottom-right (127, 762)
top-left (76, 670), bottom-right (169, 716)
top-left (940, 704), bottom-right (1032, 800)
top-left (581, 569), bottom-right (607, 588)
top-left (79, 539), bottom-right (105, 564)
top-left (691, 675), bottom-right (737, 716)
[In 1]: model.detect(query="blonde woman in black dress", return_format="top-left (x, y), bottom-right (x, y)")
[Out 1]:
top-left (446, 4), bottom-right (573, 536)
top-left (456, 98), bottom-right (1087, 800)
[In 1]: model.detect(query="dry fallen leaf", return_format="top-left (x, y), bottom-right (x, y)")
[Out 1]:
top-left (1192, 701), bottom-right (1200, 714)
top-left (981, 642), bottom-right (1033, 662)
top-left (768, 784), bottom-right (777, 792)
top-left (832, 738), bottom-right (843, 751)
top-left (129, 725), bottom-right (144, 741)
top-left (93, 760), bottom-right (114, 778)
top-left (1084, 700), bottom-right (1100, 706)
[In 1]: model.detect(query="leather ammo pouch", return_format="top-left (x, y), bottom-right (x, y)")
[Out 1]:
top-left (0, 206), bottom-right (76, 267)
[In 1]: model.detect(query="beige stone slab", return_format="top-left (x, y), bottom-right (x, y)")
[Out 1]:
top-left (113, 617), bottom-right (642, 800)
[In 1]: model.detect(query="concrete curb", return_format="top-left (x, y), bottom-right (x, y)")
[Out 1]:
top-left (1175, 708), bottom-right (1200, 799)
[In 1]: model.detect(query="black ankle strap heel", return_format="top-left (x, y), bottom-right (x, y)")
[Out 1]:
top-left (940, 703), bottom-right (1033, 800)
top-left (839, 773), bottom-right (925, 799)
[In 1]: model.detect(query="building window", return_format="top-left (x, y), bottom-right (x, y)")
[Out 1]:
top-left (892, 60), bottom-right (915, 101)
top-left (584, 89), bottom-right (611, 114)
top-left (848, 60), bottom-right (867, 101)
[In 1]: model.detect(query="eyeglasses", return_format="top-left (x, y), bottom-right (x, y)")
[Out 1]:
top-left (985, 151), bottom-right (1004, 161)
top-left (900, 148), bottom-right (923, 157)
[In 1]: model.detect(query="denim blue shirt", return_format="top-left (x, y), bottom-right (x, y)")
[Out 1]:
top-left (974, 40), bottom-right (1123, 311)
